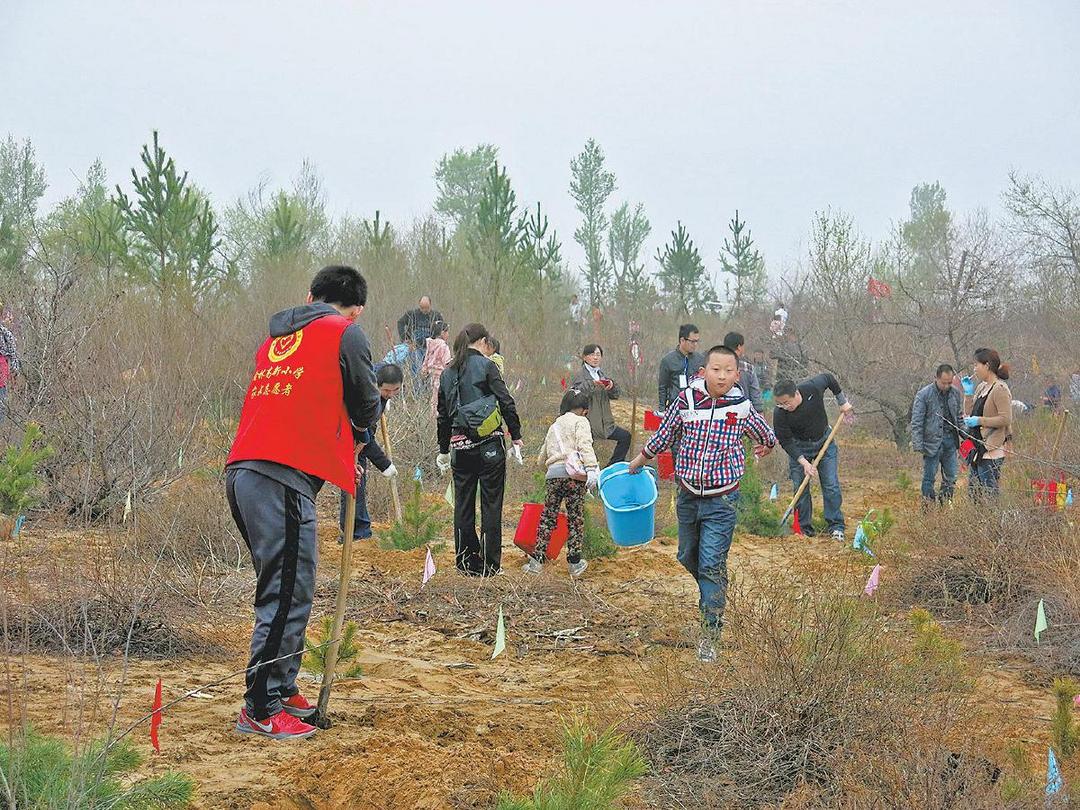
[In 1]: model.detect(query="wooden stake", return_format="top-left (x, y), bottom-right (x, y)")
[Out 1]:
top-left (1050, 409), bottom-right (1070, 463)
top-left (315, 483), bottom-right (356, 728)
top-left (780, 417), bottom-right (846, 525)
top-left (380, 413), bottom-right (403, 522)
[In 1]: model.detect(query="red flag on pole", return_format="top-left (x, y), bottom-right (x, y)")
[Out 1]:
top-left (150, 678), bottom-right (163, 753)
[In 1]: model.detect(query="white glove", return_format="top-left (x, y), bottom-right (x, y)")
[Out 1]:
top-left (511, 445), bottom-right (523, 465)
top-left (586, 469), bottom-right (600, 489)
top-left (436, 453), bottom-right (451, 474)
top-left (381, 463), bottom-right (398, 479)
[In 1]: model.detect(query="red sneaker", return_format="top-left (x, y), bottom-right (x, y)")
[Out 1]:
top-left (282, 692), bottom-right (317, 720)
top-left (235, 707), bottom-right (316, 740)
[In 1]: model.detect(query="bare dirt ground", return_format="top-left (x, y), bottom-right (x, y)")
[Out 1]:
top-left (1, 432), bottom-right (1062, 809)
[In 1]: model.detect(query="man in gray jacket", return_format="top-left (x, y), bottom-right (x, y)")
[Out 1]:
top-left (910, 364), bottom-right (963, 504)
top-left (723, 331), bottom-right (763, 412)
top-left (658, 324), bottom-right (705, 410)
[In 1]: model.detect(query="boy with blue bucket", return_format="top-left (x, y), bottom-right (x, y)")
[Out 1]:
top-left (628, 345), bottom-right (776, 662)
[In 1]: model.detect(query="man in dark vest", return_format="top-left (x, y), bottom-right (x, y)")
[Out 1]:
top-left (226, 265), bottom-right (380, 740)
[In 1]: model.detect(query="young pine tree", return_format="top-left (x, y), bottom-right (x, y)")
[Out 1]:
top-left (718, 210), bottom-right (767, 315)
top-left (655, 221), bottom-right (715, 316)
top-left (570, 139), bottom-right (616, 308)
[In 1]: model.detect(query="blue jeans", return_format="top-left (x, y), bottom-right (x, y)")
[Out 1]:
top-left (787, 439), bottom-right (844, 533)
top-left (921, 439), bottom-right (958, 502)
top-left (969, 458), bottom-right (1003, 501)
top-left (676, 489), bottom-right (739, 630)
top-left (338, 457), bottom-right (372, 540)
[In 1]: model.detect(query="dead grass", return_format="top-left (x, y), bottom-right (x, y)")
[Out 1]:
top-left (630, 576), bottom-right (1006, 809)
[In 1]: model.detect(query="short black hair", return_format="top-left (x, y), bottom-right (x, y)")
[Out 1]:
top-left (582, 343), bottom-right (602, 357)
top-left (936, 364), bottom-right (955, 378)
top-left (560, 387), bottom-right (591, 415)
top-left (431, 319), bottom-right (449, 337)
top-left (310, 265), bottom-right (367, 307)
top-left (723, 331), bottom-right (745, 350)
top-left (774, 379), bottom-right (797, 398)
top-left (679, 323), bottom-right (699, 341)
top-left (705, 345), bottom-right (738, 363)
top-left (487, 336), bottom-right (501, 353)
top-left (377, 364), bottom-right (404, 386)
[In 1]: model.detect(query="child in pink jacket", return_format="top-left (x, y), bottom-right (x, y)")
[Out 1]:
top-left (421, 320), bottom-right (451, 416)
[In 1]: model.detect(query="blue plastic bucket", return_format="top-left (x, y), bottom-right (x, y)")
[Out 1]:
top-left (598, 462), bottom-right (658, 547)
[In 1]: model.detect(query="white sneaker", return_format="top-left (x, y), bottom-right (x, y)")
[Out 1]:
top-left (568, 559), bottom-right (588, 578)
top-left (831, 529), bottom-right (845, 543)
top-left (696, 639), bottom-right (717, 663)
top-left (522, 557), bottom-right (543, 574)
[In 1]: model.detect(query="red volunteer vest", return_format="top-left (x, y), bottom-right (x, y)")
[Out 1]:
top-left (227, 313), bottom-right (356, 494)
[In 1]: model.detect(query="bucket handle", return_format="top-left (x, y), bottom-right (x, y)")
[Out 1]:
top-left (600, 467), bottom-right (657, 485)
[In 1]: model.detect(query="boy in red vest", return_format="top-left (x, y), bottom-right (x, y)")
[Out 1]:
top-left (226, 265), bottom-right (380, 740)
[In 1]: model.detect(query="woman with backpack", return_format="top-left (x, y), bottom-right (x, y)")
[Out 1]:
top-left (960, 347), bottom-right (1013, 500)
top-left (436, 323), bottom-right (523, 576)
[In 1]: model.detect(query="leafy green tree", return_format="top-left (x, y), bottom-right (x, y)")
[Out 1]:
top-left (718, 209), bottom-right (767, 314)
top-left (0, 135), bottom-right (48, 281)
top-left (468, 161), bottom-right (526, 314)
top-left (114, 131), bottom-right (223, 304)
top-left (570, 139), bottom-right (616, 307)
top-left (434, 144), bottom-right (499, 232)
top-left (519, 201), bottom-right (563, 287)
top-left (607, 201), bottom-right (653, 308)
top-left (900, 182), bottom-right (951, 285)
top-left (655, 221), bottom-right (713, 315)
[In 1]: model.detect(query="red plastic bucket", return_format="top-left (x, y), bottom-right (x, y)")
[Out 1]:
top-left (513, 503), bottom-right (569, 559)
top-left (657, 451), bottom-right (675, 480)
top-left (643, 409), bottom-right (662, 431)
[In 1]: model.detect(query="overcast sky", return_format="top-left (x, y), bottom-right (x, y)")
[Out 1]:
top-left (4, 1), bottom-right (1079, 288)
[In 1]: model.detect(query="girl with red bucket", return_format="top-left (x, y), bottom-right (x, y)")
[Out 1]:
top-left (523, 388), bottom-right (600, 577)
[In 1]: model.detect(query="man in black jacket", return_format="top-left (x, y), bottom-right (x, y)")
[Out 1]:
top-left (397, 295), bottom-right (444, 344)
top-left (773, 373), bottom-right (853, 542)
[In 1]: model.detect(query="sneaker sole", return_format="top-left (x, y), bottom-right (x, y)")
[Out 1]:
top-left (283, 705), bottom-right (318, 720)
top-left (235, 721), bottom-right (316, 740)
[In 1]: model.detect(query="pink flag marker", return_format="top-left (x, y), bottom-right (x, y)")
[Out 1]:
top-left (422, 547), bottom-right (436, 586)
top-left (863, 565), bottom-right (882, 597)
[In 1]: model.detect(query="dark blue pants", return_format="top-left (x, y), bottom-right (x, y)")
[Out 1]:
top-left (338, 457), bottom-right (371, 540)
top-left (676, 489), bottom-right (739, 630)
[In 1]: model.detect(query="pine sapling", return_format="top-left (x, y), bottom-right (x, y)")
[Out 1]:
top-left (378, 478), bottom-right (444, 551)
top-left (303, 616), bottom-right (363, 680)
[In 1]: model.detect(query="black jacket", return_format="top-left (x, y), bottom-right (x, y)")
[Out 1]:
top-left (397, 307), bottom-right (444, 343)
top-left (437, 349), bottom-right (521, 453)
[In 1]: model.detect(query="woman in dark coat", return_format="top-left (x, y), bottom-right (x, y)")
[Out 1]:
top-left (436, 323), bottom-right (522, 575)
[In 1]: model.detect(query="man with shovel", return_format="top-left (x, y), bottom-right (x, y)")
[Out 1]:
top-left (773, 374), bottom-right (853, 542)
top-left (226, 265), bottom-right (381, 740)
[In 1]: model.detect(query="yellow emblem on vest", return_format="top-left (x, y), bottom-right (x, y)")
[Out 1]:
top-left (268, 330), bottom-right (303, 363)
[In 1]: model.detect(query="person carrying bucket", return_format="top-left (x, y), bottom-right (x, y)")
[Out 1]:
top-left (523, 387), bottom-right (600, 577)
top-left (627, 345), bottom-right (776, 662)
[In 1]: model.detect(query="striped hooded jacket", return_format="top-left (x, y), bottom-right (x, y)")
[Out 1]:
top-left (643, 379), bottom-right (776, 497)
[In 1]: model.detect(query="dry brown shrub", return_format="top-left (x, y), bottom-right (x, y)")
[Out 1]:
top-left (0, 533), bottom-right (211, 659)
top-left (899, 497), bottom-right (1080, 675)
top-left (631, 577), bottom-right (1004, 809)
